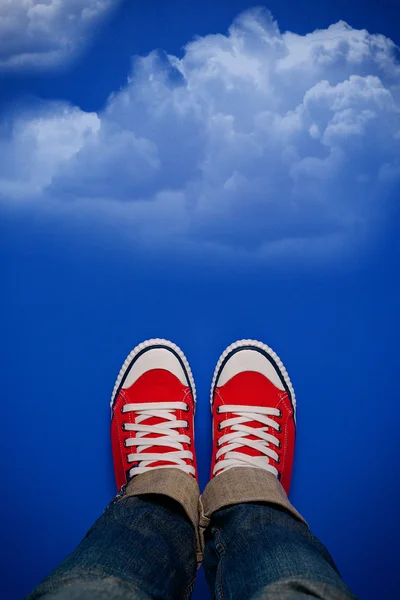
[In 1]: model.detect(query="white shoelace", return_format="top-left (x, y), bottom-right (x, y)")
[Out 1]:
top-left (122, 401), bottom-right (195, 478)
top-left (214, 405), bottom-right (282, 477)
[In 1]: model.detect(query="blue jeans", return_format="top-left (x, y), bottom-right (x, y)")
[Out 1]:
top-left (27, 492), bottom-right (356, 600)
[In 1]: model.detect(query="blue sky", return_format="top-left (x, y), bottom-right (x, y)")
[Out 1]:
top-left (1, 2), bottom-right (399, 599)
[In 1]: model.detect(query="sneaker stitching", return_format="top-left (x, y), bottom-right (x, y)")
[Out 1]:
top-left (278, 393), bottom-right (292, 477)
top-left (116, 391), bottom-right (129, 475)
top-left (180, 387), bottom-right (195, 473)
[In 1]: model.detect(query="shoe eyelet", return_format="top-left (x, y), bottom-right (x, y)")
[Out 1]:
top-left (120, 406), bottom-right (126, 414)
top-left (218, 424), bottom-right (222, 431)
top-left (185, 422), bottom-right (190, 429)
top-left (121, 423), bottom-right (127, 431)
top-left (184, 403), bottom-right (190, 412)
top-left (278, 424), bottom-right (282, 433)
top-left (276, 456), bottom-right (281, 465)
top-left (277, 440), bottom-right (281, 449)
top-left (278, 410), bottom-right (283, 418)
top-left (216, 407), bottom-right (220, 414)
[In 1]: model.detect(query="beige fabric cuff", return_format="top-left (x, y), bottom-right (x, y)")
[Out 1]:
top-left (199, 467), bottom-right (307, 532)
top-left (122, 468), bottom-right (203, 566)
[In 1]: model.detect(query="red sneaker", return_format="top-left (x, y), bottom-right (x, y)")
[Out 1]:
top-left (210, 340), bottom-right (296, 494)
top-left (111, 339), bottom-right (197, 489)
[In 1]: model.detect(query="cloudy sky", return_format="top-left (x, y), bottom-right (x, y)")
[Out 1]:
top-left (1, 1), bottom-right (399, 260)
top-left (1, 3), bottom-right (399, 600)
top-left (0, 0), bottom-right (118, 69)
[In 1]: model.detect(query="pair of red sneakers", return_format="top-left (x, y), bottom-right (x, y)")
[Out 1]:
top-left (111, 339), bottom-right (296, 495)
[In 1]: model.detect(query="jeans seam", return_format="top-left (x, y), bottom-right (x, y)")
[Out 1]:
top-left (214, 527), bottom-right (225, 600)
top-left (183, 576), bottom-right (196, 599)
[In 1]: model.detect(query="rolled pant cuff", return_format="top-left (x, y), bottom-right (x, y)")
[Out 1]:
top-left (199, 467), bottom-right (307, 528)
top-left (122, 468), bottom-right (203, 566)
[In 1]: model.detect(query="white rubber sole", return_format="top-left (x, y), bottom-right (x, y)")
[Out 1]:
top-left (210, 339), bottom-right (296, 414)
top-left (110, 338), bottom-right (197, 408)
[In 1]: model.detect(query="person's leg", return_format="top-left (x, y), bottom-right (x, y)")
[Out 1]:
top-left (199, 340), bottom-right (356, 600)
top-left (200, 468), bottom-right (356, 600)
top-left (28, 339), bottom-right (201, 600)
top-left (28, 471), bottom-right (199, 600)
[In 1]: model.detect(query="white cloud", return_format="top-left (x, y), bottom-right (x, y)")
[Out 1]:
top-left (1, 7), bottom-right (399, 260)
top-left (0, 0), bottom-right (117, 70)
top-left (0, 105), bottom-right (100, 196)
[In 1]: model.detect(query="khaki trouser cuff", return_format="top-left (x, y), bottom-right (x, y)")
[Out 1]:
top-left (123, 468), bottom-right (203, 566)
top-left (199, 467), bottom-right (307, 534)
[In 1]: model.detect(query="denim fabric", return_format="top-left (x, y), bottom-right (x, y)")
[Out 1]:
top-left (27, 494), bottom-right (356, 600)
top-left (124, 468), bottom-right (202, 566)
top-left (27, 494), bottom-right (197, 600)
top-left (203, 502), bottom-right (356, 600)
